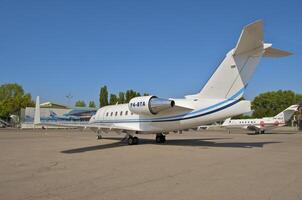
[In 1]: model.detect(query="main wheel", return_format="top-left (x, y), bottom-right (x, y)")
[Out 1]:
top-left (156, 136), bottom-right (161, 143)
top-left (97, 135), bottom-right (102, 140)
top-left (156, 134), bottom-right (166, 143)
top-left (128, 137), bottom-right (134, 145)
top-left (160, 136), bottom-right (166, 143)
top-left (133, 137), bottom-right (139, 144)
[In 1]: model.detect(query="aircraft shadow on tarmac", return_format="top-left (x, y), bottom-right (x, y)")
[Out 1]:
top-left (61, 137), bottom-right (280, 154)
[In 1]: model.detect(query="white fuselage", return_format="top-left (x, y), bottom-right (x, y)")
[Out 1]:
top-left (223, 117), bottom-right (285, 131)
top-left (89, 94), bottom-right (251, 133)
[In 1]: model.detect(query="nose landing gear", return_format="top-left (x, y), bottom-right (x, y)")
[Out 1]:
top-left (96, 130), bottom-right (102, 140)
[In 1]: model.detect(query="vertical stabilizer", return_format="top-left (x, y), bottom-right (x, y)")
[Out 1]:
top-left (196, 20), bottom-right (291, 100)
top-left (222, 118), bottom-right (232, 126)
top-left (274, 105), bottom-right (298, 122)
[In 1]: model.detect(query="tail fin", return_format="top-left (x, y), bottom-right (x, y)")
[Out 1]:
top-left (49, 110), bottom-right (57, 117)
top-left (34, 96), bottom-right (41, 125)
top-left (222, 118), bottom-right (232, 126)
top-left (195, 20), bottom-right (292, 100)
top-left (274, 105), bottom-right (298, 122)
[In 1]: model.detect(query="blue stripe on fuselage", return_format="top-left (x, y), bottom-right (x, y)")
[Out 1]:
top-left (91, 88), bottom-right (244, 124)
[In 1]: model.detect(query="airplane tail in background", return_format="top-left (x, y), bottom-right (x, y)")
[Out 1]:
top-left (222, 118), bottom-right (232, 126)
top-left (274, 105), bottom-right (299, 122)
top-left (196, 20), bottom-right (292, 100)
top-left (49, 110), bottom-right (57, 117)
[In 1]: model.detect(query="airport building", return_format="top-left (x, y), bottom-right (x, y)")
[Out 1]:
top-left (298, 106), bottom-right (302, 130)
top-left (20, 101), bottom-right (97, 129)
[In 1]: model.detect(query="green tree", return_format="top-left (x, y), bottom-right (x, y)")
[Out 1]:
top-left (99, 86), bottom-right (109, 107)
top-left (252, 90), bottom-right (302, 118)
top-left (143, 93), bottom-right (150, 96)
top-left (125, 90), bottom-right (141, 103)
top-left (88, 101), bottom-right (96, 108)
top-left (0, 83), bottom-right (34, 119)
top-left (110, 94), bottom-right (118, 105)
top-left (75, 100), bottom-right (86, 107)
top-left (118, 92), bottom-right (125, 104)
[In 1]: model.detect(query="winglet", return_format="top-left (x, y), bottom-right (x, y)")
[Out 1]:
top-left (34, 96), bottom-right (41, 125)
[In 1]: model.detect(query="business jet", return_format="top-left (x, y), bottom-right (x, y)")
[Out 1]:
top-left (34, 20), bottom-right (292, 145)
top-left (221, 105), bottom-right (299, 134)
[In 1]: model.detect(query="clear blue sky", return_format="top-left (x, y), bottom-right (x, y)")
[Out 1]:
top-left (0, 0), bottom-right (301, 106)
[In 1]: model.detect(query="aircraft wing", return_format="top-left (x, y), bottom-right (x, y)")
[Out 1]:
top-left (35, 121), bottom-right (139, 132)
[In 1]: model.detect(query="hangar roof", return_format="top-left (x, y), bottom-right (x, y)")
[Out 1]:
top-left (40, 102), bottom-right (68, 109)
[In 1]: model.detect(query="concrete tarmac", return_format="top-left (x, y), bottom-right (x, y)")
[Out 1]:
top-left (0, 128), bottom-right (302, 200)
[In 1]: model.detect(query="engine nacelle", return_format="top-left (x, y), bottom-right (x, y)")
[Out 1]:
top-left (128, 96), bottom-right (175, 115)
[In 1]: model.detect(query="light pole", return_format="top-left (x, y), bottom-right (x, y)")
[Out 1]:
top-left (66, 93), bottom-right (73, 108)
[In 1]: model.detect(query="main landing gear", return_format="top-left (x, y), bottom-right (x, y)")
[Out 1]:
top-left (156, 133), bottom-right (166, 143)
top-left (255, 130), bottom-right (265, 134)
top-left (127, 135), bottom-right (139, 145)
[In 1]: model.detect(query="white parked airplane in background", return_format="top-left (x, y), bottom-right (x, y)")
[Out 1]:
top-left (221, 105), bottom-right (299, 134)
top-left (35, 20), bottom-right (292, 145)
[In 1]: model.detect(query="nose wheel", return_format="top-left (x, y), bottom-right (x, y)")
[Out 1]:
top-left (156, 133), bottom-right (166, 143)
top-left (96, 130), bottom-right (102, 140)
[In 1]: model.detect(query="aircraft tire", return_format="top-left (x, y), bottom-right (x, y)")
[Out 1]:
top-left (133, 137), bottom-right (139, 144)
top-left (160, 136), bottom-right (166, 143)
top-left (156, 135), bottom-right (162, 143)
top-left (128, 137), bottom-right (134, 145)
top-left (156, 135), bottom-right (166, 143)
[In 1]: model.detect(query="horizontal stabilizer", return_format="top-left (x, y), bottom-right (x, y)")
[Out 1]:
top-left (263, 44), bottom-right (293, 57)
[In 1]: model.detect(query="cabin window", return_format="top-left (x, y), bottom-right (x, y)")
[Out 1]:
top-left (115, 111), bottom-right (118, 116)
top-left (110, 112), bottom-right (113, 116)
top-left (120, 111), bottom-right (123, 116)
top-left (125, 111), bottom-right (128, 115)
top-left (106, 112), bottom-right (109, 117)
top-left (131, 112), bottom-right (133, 115)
